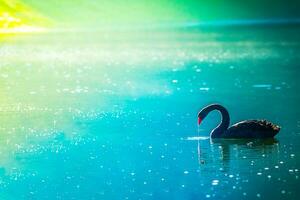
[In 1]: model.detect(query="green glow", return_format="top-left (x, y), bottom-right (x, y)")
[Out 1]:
top-left (1, 0), bottom-right (300, 31)
top-left (24, 0), bottom-right (300, 26)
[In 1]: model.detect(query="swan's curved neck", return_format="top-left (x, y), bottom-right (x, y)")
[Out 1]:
top-left (207, 105), bottom-right (230, 138)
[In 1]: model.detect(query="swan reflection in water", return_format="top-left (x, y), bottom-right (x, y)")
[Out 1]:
top-left (190, 137), bottom-right (280, 172)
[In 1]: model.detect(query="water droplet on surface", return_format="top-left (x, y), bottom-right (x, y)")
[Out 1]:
top-left (212, 180), bottom-right (219, 185)
top-left (257, 193), bottom-right (261, 198)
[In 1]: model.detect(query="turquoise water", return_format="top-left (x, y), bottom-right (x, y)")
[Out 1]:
top-left (0, 25), bottom-right (300, 199)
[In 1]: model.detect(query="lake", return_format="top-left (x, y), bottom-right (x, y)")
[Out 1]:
top-left (0, 25), bottom-right (300, 199)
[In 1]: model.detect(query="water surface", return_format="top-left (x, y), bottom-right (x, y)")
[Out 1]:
top-left (0, 25), bottom-right (300, 199)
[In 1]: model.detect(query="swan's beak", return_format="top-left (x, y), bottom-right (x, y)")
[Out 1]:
top-left (198, 117), bottom-right (202, 125)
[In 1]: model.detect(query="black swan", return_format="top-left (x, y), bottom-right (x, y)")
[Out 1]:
top-left (197, 104), bottom-right (280, 138)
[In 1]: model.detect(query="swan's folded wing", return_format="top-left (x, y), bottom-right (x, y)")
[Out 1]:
top-left (225, 120), bottom-right (280, 138)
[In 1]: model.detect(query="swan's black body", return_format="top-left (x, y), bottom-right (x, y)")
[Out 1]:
top-left (198, 104), bottom-right (280, 138)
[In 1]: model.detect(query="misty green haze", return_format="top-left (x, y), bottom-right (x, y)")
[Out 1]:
top-left (2, 0), bottom-right (300, 28)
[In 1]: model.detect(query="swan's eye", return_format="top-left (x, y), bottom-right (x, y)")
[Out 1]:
top-left (198, 117), bottom-right (202, 125)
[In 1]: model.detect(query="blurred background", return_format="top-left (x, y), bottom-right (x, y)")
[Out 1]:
top-left (1, 0), bottom-right (300, 30)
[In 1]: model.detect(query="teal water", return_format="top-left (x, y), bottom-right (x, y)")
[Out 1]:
top-left (0, 25), bottom-right (300, 199)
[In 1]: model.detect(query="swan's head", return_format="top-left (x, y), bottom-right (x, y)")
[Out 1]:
top-left (197, 106), bottom-right (210, 125)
